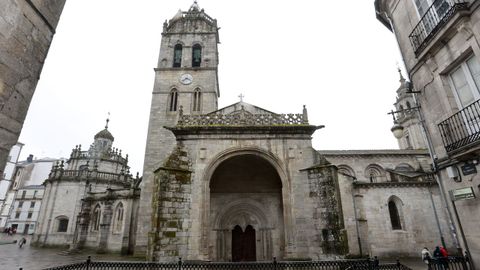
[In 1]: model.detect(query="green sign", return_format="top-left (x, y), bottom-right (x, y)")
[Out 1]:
top-left (450, 187), bottom-right (476, 201)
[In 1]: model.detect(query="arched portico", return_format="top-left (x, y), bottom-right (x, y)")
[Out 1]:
top-left (202, 148), bottom-right (292, 261)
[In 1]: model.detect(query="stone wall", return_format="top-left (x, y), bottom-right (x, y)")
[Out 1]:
top-left (150, 144), bottom-right (192, 261)
top-left (329, 151), bottom-right (455, 257)
top-left (0, 0), bottom-right (65, 177)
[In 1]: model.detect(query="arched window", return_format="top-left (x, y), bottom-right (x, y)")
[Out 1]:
top-left (337, 165), bottom-right (356, 179)
top-left (192, 44), bottom-right (202, 67)
top-left (169, 89), bottom-right (178, 111)
top-left (173, 44), bottom-right (182, 68)
top-left (114, 202), bottom-right (124, 233)
top-left (406, 101), bottom-right (411, 110)
top-left (91, 204), bottom-right (101, 231)
top-left (55, 216), bottom-right (69, 232)
top-left (398, 105), bottom-right (404, 118)
top-left (192, 88), bottom-right (201, 112)
top-left (388, 198), bottom-right (403, 230)
top-left (365, 164), bottom-right (385, 183)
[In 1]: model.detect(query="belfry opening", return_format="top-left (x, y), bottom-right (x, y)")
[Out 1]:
top-left (209, 154), bottom-right (285, 261)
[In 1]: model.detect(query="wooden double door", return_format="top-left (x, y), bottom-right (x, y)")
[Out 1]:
top-left (232, 225), bottom-right (256, 261)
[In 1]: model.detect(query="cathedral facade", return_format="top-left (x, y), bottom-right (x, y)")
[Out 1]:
top-left (33, 2), bottom-right (455, 261)
top-left (136, 2), bottom-right (454, 261)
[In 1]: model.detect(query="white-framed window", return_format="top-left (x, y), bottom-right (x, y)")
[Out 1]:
top-left (413, 0), bottom-right (451, 18)
top-left (412, 0), bottom-right (451, 34)
top-left (449, 55), bottom-right (480, 108)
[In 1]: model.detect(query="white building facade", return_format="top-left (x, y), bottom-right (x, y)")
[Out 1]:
top-left (0, 142), bottom-right (24, 229)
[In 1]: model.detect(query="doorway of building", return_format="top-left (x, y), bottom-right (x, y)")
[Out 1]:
top-left (209, 153), bottom-right (285, 261)
top-left (23, 224), bottom-right (29, 234)
top-left (232, 225), bottom-right (256, 261)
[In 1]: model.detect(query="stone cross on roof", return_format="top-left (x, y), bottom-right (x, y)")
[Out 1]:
top-left (238, 93), bottom-right (244, 102)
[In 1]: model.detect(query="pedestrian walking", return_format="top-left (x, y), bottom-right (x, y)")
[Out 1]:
top-left (18, 237), bottom-right (27, 248)
top-left (421, 247), bottom-right (431, 265)
top-left (439, 246), bottom-right (449, 270)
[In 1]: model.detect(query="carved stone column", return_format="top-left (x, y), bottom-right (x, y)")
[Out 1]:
top-left (72, 198), bottom-right (92, 250)
top-left (98, 198), bottom-right (113, 253)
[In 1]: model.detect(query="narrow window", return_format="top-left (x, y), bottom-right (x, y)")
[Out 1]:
top-left (388, 201), bottom-right (402, 230)
top-left (173, 44), bottom-right (183, 68)
top-left (405, 134), bottom-right (412, 149)
top-left (15, 212), bottom-right (20, 219)
top-left (27, 212), bottom-right (33, 219)
top-left (169, 89), bottom-right (178, 111)
top-left (114, 203), bottom-right (124, 232)
top-left (30, 202), bottom-right (35, 208)
top-left (58, 218), bottom-right (69, 232)
top-left (192, 44), bottom-right (202, 67)
top-left (18, 201), bottom-right (23, 208)
top-left (92, 205), bottom-right (101, 231)
top-left (193, 88), bottom-right (201, 112)
top-left (369, 173), bottom-right (375, 183)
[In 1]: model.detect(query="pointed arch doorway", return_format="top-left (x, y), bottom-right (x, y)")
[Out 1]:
top-left (209, 154), bottom-right (285, 261)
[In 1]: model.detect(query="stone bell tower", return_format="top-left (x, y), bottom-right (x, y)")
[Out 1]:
top-left (135, 1), bottom-right (220, 256)
top-left (393, 70), bottom-right (426, 150)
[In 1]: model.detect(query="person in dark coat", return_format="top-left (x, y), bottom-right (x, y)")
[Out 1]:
top-left (18, 237), bottom-right (26, 248)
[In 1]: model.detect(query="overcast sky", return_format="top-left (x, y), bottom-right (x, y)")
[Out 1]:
top-left (18, 0), bottom-right (403, 174)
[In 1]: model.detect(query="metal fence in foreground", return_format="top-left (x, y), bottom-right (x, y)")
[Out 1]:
top-left (35, 257), bottom-right (415, 270)
top-left (427, 255), bottom-right (475, 270)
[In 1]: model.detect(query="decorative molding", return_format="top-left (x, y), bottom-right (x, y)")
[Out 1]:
top-left (177, 107), bottom-right (309, 127)
top-left (353, 180), bottom-right (436, 189)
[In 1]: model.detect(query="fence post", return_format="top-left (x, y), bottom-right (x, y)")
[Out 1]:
top-left (374, 256), bottom-right (379, 270)
top-left (396, 259), bottom-right (400, 270)
top-left (86, 255), bottom-right (91, 270)
top-left (273, 257), bottom-right (277, 270)
top-left (464, 251), bottom-right (472, 270)
top-left (178, 257), bottom-right (182, 270)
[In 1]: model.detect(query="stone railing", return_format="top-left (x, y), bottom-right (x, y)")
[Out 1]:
top-left (69, 147), bottom-right (128, 164)
top-left (48, 164), bottom-right (136, 185)
top-left (177, 106), bottom-right (309, 127)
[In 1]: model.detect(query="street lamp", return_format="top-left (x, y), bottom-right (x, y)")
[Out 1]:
top-left (391, 122), bottom-right (404, 139)
top-left (387, 107), bottom-right (420, 140)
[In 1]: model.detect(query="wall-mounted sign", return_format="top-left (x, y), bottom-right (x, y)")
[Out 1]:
top-left (450, 187), bottom-right (476, 201)
top-left (461, 163), bottom-right (477, 176)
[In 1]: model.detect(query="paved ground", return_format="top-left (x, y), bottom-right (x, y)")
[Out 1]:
top-left (0, 234), bottom-right (138, 270)
top-left (0, 234), bottom-right (427, 270)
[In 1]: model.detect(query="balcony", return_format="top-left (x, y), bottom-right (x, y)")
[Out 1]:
top-left (438, 99), bottom-right (480, 153)
top-left (409, 0), bottom-right (468, 56)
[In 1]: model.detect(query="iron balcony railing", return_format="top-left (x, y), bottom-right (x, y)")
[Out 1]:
top-left (409, 0), bottom-right (468, 55)
top-left (438, 99), bottom-right (480, 153)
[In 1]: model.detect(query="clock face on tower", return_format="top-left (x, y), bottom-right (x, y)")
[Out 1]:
top-left (180, 74), bottom-right (193, 85)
